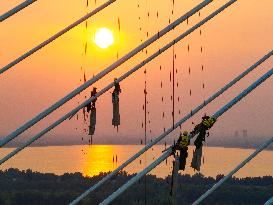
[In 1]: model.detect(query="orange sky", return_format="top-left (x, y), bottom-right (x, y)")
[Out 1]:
top-left (0, 0), bottom-right (272, 145)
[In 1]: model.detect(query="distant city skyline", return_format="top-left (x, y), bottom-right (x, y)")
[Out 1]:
top-left (2, 132), bottom-right (272, 151)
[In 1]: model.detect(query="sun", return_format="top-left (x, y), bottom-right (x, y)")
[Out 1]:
top-left (94, 28), bottom-right (114, 49)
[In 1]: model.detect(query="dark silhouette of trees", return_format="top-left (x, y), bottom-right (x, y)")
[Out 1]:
top-left (0, 168), bottom-right (272, 205)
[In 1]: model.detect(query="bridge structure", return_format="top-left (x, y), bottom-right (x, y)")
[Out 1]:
top-left (0, 0), bottom-right (272, 204)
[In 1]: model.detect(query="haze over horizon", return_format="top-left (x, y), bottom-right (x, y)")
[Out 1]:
top-left (0, 0), bottom-right (272, 147)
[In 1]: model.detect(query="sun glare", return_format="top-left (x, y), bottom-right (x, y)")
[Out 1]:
top-left (94, 28), bottom-right (114, 49)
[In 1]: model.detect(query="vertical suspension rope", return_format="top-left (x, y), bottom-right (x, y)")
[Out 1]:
top-left (172, 42), bottom-right (175, 130)
top-left (144, 69), bottom-right (148, 205)
top-left (198, 10), bottom-right (205, 165)
top-left (117, 17), bottom-right (121, 59)
top-left (172, 0), bottom-right (175, 130)
top-left (0, 0), bottom-right (213, 149)
top-left (85, 0), bottom-right (91, 145)
top-left (186, 15), bottom-right (193, 118)
top-left (144, 1), bottom-right (150, 203)
top-left (138, 2), bottom-right (142, 204)
top-left (199, 10), bottom-right (206, 111)
top-left (144, 1), bottom-right (148, 203)
top-left (77, 0), bottom-right (91, 149)
top-left (170, 1), bottom-right (177, 202)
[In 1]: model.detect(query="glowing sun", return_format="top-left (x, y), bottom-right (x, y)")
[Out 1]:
top-left (94, 28), bottom-right (114, 49)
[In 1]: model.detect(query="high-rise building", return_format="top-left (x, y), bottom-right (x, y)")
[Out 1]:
top-left (243, 129), bottom-right (248, 138)
top-left (234, 130), bottom-right (239, 138)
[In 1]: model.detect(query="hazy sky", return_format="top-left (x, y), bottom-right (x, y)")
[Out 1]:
top-left (0, 0), bottom-right (272, 146)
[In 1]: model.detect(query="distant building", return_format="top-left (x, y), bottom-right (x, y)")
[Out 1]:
top-left (243, 129), bottom-right (248, 138)
top-left (234, 130), bottom-right (239, 138)
top-left (242, 129), bottom-right (250, 147)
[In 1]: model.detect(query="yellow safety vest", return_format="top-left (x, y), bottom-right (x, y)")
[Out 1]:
top-left (179, 135), bottom-right (190, 148)
top-left (202, 117), bottom-right (216, 128)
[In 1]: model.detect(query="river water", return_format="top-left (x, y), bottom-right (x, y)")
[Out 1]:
top-left (1, 145), bottom-right (272, 178)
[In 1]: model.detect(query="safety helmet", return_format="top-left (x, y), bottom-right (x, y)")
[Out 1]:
top-left (183, 131), bottom-right (188, 136)
top-left (202, 114), bottom-right (209, 120)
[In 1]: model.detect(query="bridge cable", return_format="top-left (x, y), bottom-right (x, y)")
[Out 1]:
top-left (192, 135), bottom-right (273, 205)
top-left (0, 0), bottom-right (240, 167)
top-left (264, 196), bottom-right (273, 205)
top-left (0, 0), bottom-right (37, 22)
top-left (99, 67), bottom-right (273, 205)
top-left (0, 0), bottom-right (227, 166)
top-left (1, 48), bottom-right (271, 202)
top-left (68, 50), bottom-right (272, 205)
top-left (0, 25), bottom-right (270, 205)
top-left (0, 0), bottom-right (212, 147)
top-left (0, 0), bottom-right (117, 75)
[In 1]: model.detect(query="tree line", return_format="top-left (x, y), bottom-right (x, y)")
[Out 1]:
top-left (0, 168), bottom-right (272, 205)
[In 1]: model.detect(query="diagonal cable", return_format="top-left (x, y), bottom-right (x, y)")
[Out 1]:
top-left (0, 0), bottom-right (37, 22)
top-left (70, 7), bottom-right (273, 205)
top-left (0, 0), bottom-right (242, 169)
top-left (264, 196), bottom-right (273, 205)
top-left (0, 0), bottom-right (117, 74)
top-left (192, 135), bottom-right (273, 205)
top-left (0, 0), bottom-right (212, 147)
top-left (100, 148), bottom-right (173, 205)
top-left (100, 67), bottom-right (273, 205)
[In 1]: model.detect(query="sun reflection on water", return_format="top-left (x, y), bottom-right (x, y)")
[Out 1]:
top-left (1, 145), bottom-right (272, 178)
top-left (82, 145), bottom-right (116, 177)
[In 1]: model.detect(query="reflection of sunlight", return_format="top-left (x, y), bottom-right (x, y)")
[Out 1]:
top-left (83, 145), bottom-right (116, 177)
top-left (1, 145), bottom-right (273, 178)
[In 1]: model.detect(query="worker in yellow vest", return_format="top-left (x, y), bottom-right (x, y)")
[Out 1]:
top-left (175, 131), bottom-right (190, 170)
top-left (191, 115), bottom-right (216, 171)
top-left (191, 115), bottom-right (216, 149)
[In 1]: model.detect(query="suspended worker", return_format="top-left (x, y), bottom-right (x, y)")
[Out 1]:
top-left (191, 115), bottom-right (216, 171)
top-left (112, 78), bottom-right (121, 130)
top-left (175, 131), bottom-right (190, 171)
top-left (85, 87), bottom-right (97, 136)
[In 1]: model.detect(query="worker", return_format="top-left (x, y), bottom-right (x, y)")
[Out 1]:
top-left (85, 87), bottom-right (97, 112)
top-left (191, 115), bottom-right (216, 171)
top-left (191, 115), bottom-right (216, 148)
top-left (91, 87), bottom-right (97, 107)
top-left (113, 78), bottom-right (121, 94)
top-left (112, 78), bottom-right (121, 130)
top-left (85, 87), bottom-right (97, 136)
top-left (175, 131), bottom-right (190, 170)
top-left (68, 88), bottom-right (97, 125)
